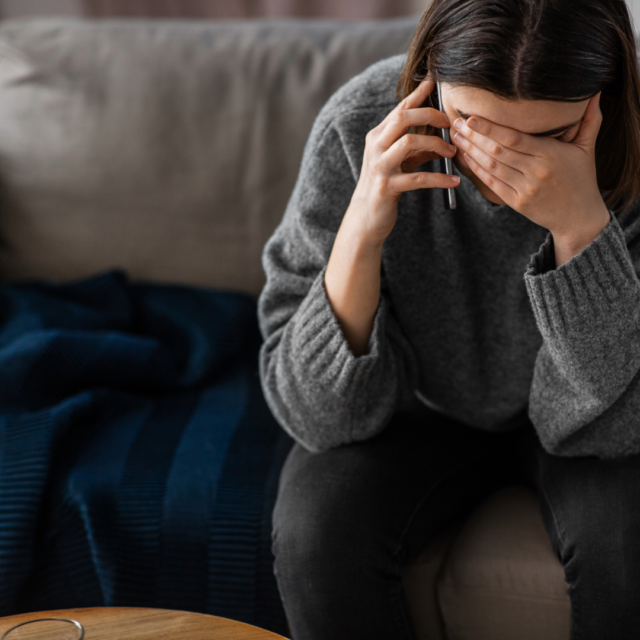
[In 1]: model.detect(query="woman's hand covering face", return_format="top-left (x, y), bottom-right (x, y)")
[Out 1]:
top-left (451, 93), bottom-right (609, 242)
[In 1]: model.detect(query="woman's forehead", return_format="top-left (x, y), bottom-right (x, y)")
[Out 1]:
top-left (440, 83), bottom-right (589, 135)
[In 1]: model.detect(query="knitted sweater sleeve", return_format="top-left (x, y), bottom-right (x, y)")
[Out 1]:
top-left (524, 205), bottom-right (640, 458)
top-left (257, 106), bottom-right (419, 454)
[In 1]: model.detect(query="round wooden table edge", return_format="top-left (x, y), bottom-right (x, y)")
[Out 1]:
top-left (0, 607), bottom-right (290, 640)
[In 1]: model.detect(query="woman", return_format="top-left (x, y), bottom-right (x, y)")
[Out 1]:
top-left (258, 0), bottom-right (640, 638)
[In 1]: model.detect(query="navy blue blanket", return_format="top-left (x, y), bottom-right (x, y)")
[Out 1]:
top-left (0, 270), bottom-right (292, 634)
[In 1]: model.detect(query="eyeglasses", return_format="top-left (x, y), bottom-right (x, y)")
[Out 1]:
top-left (0, 618), bottom-right (85, 640)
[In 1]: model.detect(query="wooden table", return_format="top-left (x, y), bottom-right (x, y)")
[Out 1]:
top-left (0, 607), bottom-right (289, 640)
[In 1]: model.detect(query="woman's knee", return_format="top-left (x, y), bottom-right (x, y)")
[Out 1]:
top-left (539, 455), bottom-right (640, 602)
top-left (271, 442), bottom-right (392, 580)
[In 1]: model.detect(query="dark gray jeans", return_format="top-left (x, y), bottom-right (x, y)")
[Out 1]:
top-left (272, 406), bottom-right (640, 640)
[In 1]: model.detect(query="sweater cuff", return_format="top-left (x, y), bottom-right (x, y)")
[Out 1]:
top-left (290, 267), bottom-right (386, 396)
top-left (524, 210), bottom-right (640, 336)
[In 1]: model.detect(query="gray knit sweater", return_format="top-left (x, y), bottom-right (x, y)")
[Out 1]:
top-left (257, 55), bottom-right (640, 459)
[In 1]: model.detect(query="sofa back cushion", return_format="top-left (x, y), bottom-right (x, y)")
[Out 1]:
top-left (0, 17), bottom-right (417, 296)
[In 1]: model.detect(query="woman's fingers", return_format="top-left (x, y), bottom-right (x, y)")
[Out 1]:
top-left (400, 149), bottom-right (439, 173)
top-left (383, 132), bottom-right (456, 171)
top-left (377, 107), bottom-right (451, 150)
top-left (373, 79), bottom-right (449, 149)
top-left (402, 78), bottom-right (436, 110)
top-left (358, 79), bottom-right (461, 204)
top-left (453, 130), bottom-right (524, 185)
top-left (463, 152), bottom-right (517, 201)
top-left (453, 116), bottom-right (538, 158)
top-left (452, 122), bottom-right (532, 172)
top-left (390, 170), bottom-right (460, 194)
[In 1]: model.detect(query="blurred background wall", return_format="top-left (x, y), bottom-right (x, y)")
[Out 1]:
top-left (83, 0), bottom-right (428, 19)
top-left (1, 0), bottom-right (81, 17)
top-left (0, 0), bottom-right (428, 19)
top-left (0, 0), bottom-right (637, 28)
top-left (628, 0), bottom-right (640, 30)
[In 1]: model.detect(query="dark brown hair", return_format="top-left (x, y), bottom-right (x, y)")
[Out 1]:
top-left (397, 0), bottom-right (640, 213)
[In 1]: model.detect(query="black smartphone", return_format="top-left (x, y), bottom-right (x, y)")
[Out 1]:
top-left (436, 81), bottom-right (457, 210)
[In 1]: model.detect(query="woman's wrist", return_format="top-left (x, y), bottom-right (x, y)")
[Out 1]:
top-left (345, 191), bottom-right (397, 249)
top-left (340, 205), bottom-right (388, 254)
top-left (551, 201), bottom-right (610, 267)
top-left (325, 208), bottom-right (385, 357)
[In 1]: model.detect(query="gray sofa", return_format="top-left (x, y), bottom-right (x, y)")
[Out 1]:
top-left (0, 16), bottom-right (569, 639)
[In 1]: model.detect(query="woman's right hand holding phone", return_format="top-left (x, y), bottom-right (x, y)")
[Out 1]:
top-left (325, 78), bottom-right (458, 357)
top-left (349, 77), bottom-right (459, 246)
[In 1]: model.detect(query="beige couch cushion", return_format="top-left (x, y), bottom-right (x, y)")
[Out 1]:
top-left (0, 17), bottom-right (417, 295)
top-left (436, 486), bottom-right (570, 640)
top-left (402, 527), bottom-right (458, 640)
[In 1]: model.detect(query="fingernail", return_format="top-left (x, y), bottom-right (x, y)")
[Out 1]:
top-left (451, 176), bottom-right (460, 184)
top-left (454, 118), bottom-right (464, 130)
top-left (449, 144), bottom-right (456, 153)
top-left (453, 133), bottom-right (460, 143)
top-left (468, 119), bottom-right (478, 130)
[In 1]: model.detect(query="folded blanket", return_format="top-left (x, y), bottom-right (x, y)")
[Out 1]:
top-left (0, 270), bottom-right (291, 634)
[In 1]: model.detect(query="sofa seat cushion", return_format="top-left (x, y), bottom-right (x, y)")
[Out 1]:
top-left (402, 527), bottom-right (458, 640)
top-left (436, 485), bottom-right (570, 640)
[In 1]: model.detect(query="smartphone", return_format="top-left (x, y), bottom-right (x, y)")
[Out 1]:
top-left (436, 81), bottom-right (457, 210)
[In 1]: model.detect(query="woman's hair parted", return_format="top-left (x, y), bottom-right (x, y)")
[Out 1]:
top-left (398, 0), bottom-right (640, 213)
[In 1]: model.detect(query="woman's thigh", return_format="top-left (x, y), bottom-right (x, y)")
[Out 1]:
top-left (272, 407), bottom-right (524, 640)
top-left (523, 430), bottom-right (640, 640)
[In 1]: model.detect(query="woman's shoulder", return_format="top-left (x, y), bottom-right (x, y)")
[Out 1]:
top-left (313, 54), bottom-right (406, 138)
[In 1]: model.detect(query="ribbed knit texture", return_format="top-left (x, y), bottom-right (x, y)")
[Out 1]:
top-left (258, 54), bottom-right (640, 459)
top-left (0, 270), bottom-right (292, 634)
